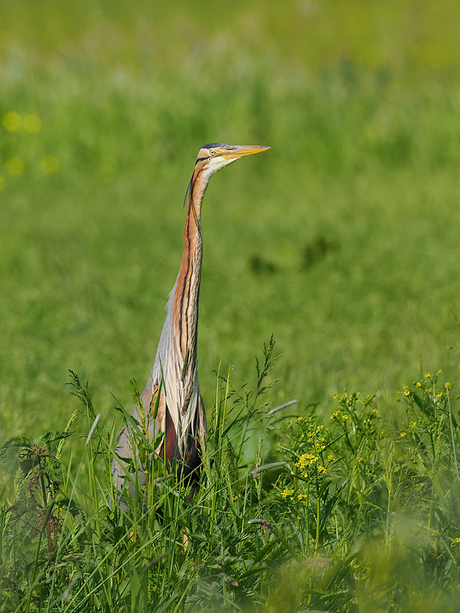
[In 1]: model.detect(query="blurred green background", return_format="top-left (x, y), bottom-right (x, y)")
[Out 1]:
top-left (1, 0), bottom-right (460, 441)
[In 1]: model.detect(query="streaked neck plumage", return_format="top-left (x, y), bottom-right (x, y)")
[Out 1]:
top-left (149, 163), bottom-right (210, 455)
top-left (173, 165), bottom-right (209, 360)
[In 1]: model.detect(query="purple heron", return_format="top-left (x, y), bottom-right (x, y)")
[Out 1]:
top-left (112, 143), bottom-right (270, 504)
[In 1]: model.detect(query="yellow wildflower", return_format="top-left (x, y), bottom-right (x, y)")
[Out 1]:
top-left (296, 453), bottom-right (318, 469)
top-left (2, 111), bottom-right (21, 131)
top-left (6, 156), bottom-right (24, 175)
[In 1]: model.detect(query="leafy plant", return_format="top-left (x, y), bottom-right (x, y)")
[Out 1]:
top-left (2, 347), bottom-right (460, 612)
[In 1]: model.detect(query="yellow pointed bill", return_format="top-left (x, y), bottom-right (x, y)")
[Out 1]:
top-left (220, 145), bottom-right (270, 161)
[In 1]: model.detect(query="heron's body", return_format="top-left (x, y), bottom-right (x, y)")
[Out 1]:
top-left (112, 143), bottom-right (269, 503)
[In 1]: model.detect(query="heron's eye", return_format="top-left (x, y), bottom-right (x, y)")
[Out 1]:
top-left (209, 148), bottom-right (216, 156)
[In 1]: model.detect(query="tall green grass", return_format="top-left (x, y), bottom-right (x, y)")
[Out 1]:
top-left (1, 342), bottom-right (460, 611)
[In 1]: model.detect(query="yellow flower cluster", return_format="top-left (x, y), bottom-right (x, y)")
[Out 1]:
top-left (402, 385), bottom-right (411, 397)
top-left (0, 112), bottom-right (60, 189)
top-left (280, 490), bottom-right (310, 502)
top-left (6, 156), bottom-right (25, 175)
top-left (295, 453), bottom-right (328, 478)
top-left (424, 370), bottom-right (443, 380)
top-left (295, 453), bottom-right (318, 469)
top-left (2, 111), bottom-right (42, 133)
top-left (331, 410), bottom-right (350, 421)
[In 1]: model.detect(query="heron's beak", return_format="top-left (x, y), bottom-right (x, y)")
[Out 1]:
top-left (221, 145), bottom-right (270, 161)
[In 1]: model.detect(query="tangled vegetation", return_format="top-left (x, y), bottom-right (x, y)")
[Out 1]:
top-left (1, 341), bottom-right (460, 612)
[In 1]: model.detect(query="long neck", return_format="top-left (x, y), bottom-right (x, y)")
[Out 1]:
top-left (171, 166), bottom-right (208, 363)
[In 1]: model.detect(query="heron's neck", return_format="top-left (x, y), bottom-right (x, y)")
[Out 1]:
top-left (171, 169), bottom-right (208, 361)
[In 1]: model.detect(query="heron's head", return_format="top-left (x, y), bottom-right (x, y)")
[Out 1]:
top-left (196, 143), bottom-right (270, 181)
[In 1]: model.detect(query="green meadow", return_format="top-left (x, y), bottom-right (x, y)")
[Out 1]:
top-left (2, 1), bottom-right (460, 611)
